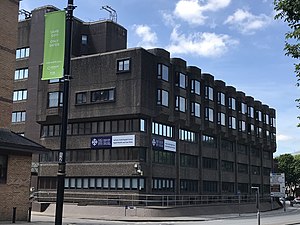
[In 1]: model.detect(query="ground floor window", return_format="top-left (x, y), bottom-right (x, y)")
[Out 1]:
top-left (152, 178), bottom-right (175, 192)
top-left (0, 155), bottom-right (8, 184)
top-left (180, 179), bottom-right (198, 192)
top-left (38, 176), bottom-right (145, 191)
top-left (203, 180), bottom-right (218, 193)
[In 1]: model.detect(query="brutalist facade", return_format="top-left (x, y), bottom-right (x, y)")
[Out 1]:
top-left (13, 6), bottom-right (276, 198)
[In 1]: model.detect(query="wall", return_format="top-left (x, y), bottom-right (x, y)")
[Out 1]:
top-left (0, 154), bottom-right (32, 221)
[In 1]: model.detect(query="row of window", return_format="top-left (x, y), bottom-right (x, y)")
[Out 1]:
top-left (13, 89), bottom-right (27, 101)
top-left (12, 111), bottom-right (26, 123)
top-left (39, 177), bottom-right (145, 190)
top-left (15, 68), bottom-right (28, 80)
top-left (41, 119), bottom-right (145, 137)
top-left (76, 89), bottom-right (115, 105)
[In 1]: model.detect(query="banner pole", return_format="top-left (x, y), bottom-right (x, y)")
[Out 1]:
top-left (54, 1), bottom-right (74, 224)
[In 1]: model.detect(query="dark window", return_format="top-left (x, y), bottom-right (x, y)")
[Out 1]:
top-left (76, 92), bottom-right (87, 104)
top-left (203, 180), bottom-right (218, 193)
top-left (180, 179), bottom-right (198, 192)
top-left (191, 79), bottom-right (200, 95)
top-left (203, 157), bottom-right (217, 170)
top-left (0, 155), bottom-right (8, 184)
top-left (157, 64), bottom-right (169, 81)
top-left (237, 144), bottom-right (248, 155)
top-left (222, 160), bottom-right (234, 172)
top-left (202, 135), bottom-right (217, 148)
top-left (251, 165), bottom-right (261, 175)
top-left (48, 91), bottom-right (63, 108)
top-left (180, 154), bottom-right (198, 168)
top-left (222, 182), bottom-right (234, 193)
top-left (91, 89), bottom-right (114, 103)
top-left (117, 59), bottom-right (130, 72)
top-left (152, 178), bottom-right (175, 192)
top-left (152, 150), bottom-right (175, 165)
top-left (221, 139), bottom-right (233, 152)
top-left (238, 163), bottom-right (248, 174)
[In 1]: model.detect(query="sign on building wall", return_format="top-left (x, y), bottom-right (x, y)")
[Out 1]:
top-left (152, 138), bottom-right (176, 152)
top-left (270, 173), bottom-right (285, 197)
top-left (91, 135), bottom-right (135, 149)
top-left (42, 10), bottom-right (65, 80)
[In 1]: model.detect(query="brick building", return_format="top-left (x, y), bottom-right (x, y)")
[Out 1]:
top-left (0, 0), bottom-right (48, 221)
top-left (13, 5), bottom-right (276, 204)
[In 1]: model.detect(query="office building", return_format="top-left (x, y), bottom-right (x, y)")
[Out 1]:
top-left (13, 5), bottom-right (276, 202)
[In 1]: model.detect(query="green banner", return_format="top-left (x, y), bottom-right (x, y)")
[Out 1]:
top-left (42, 10), bottom-right (66, 80)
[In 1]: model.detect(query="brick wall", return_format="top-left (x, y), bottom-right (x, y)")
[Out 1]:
top-left (0, 0), bottom-right (19, 128)
top-left (0, 154), bottom-right (32, 221)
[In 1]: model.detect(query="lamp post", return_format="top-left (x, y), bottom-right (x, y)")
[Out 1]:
top-left (251, 186), bottom-right (260, 225)
top-left (54, 1), bottom-right (75, 224)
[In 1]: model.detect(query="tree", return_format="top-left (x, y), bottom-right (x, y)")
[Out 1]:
top-left (274, 0), bottom-right (300, 125)
top-left (276, 154), bottom-right (296, 185)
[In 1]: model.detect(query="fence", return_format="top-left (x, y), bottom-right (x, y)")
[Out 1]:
top-left (34, 191), bottom-right (271, 207)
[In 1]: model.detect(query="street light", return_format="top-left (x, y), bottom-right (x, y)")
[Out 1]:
top-left (54, 1), bottom-right (75, 225)
top-left (251, 186), bottom-right (260, 225)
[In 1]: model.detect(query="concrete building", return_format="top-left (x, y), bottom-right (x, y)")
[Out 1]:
top-left (13, 5), bottom-right (276, 203)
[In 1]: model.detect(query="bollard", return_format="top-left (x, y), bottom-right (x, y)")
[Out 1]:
top-left (28, 207), bottom-right (32, 222)
top-left (12, 207), bottom-right (16, 223)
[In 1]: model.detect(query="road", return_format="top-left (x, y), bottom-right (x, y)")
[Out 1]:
top-left (2, 205), bottom-right (300, 225)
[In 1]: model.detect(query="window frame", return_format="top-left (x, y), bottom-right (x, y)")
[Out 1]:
top-left (117, 58), bottom-right (131, 73)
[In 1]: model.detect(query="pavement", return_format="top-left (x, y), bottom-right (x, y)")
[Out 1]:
top-left (0, 204), bottom-right (298, 224)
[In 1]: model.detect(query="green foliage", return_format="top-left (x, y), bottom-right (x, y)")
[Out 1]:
top-left (274, 0), bottom-right (300, 125)
top-left (276, 154), bottom-right (300, 185)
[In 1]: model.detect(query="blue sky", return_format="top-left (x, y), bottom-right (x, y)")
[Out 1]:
top-left (20, 0), bottom-right (300, 156)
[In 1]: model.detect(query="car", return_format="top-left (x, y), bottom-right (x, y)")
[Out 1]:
top-left (292, 197), bottom-right (300, 204)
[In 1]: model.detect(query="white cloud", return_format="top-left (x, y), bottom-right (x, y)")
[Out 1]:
top-left (166, 26), bottom-right (238, 58)
top-left (277, 134), bottom-right (293, 141)
top-left (174, 0), bottom-right (231, 25)
top-left (133, 25), bottom-right (158, 49)
top-left (224, 9), bottom-right (272, 34)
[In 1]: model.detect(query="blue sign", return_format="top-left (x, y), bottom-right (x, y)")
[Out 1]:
top-left (151, 138), bottom-right (164, 150)
top-left (91, 136), bottom-right (112, 149)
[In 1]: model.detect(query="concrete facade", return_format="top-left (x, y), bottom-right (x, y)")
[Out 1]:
top-left (12, 5), bottom-right (276, 203)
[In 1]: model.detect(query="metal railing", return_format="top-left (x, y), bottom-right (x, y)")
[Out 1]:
top-left (34, 191), bottom-right (271, 207)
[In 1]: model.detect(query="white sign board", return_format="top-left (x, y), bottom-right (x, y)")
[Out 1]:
top-left (270, 173), bottom-right (285, 197)
top-left (164, 139), bottom-right (176, 152)
top-left (112, 135), bottom-right (135, 147)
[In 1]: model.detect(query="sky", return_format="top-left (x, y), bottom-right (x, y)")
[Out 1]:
top-left (19, 0), bottom-right (300, 156)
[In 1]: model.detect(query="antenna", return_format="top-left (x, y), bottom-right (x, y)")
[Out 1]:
top-left (101, 5), bottom-right (117, 23)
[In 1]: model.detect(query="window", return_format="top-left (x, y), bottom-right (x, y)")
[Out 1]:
top-left (81, 34), bottom-right (88, 45)
top-left (222, 182), bottom-right (234, 193)
top-left (0, 155), bottom-right (8, 184)
top-left (203, 157), bottom-right (217, 170)
top-left (180, 154), bottom-right (198, 168)
top-left (217, 112), bottom-right (226, 126)
top-left (191, 79), bottom-right (200, 95)
top-left (157, 89), bottom-right (169, 107)
top-left (202, 135), bottom-right (217, 148)
top-left (152, 122), bottom-right (173, 138)
top-left (248, 106), bottom-right (254, 118)
top-left (263, 167), bottom-right (271, 176)
top-left (205, 107), bottom-right (214, 122)
top-left (238, 163), bottom-right (248, 174)
top-left (91, 89), bottom-right (114, 103)
top-left (252, 166), bottom-right (261, 175)
top-left (158, 64), bottom-right (169, 81)
top-left (229, 116), bottom-right (236, 129)
top-left (176, 72), bottom-right (187, 89)
top-left (16, 47), bottom-right (30, 59)
top-left (203, 180), bottom-right (218, 193)
top-left (48, 91), bottom-right (63, 108)
top-left (14, 68), bottom-right (28, 80)
top-left (175, 96), bottom-right (186, 112)
top-left (263, 151), bottom-right (271, 160)
top-left (221, 139), bottom-right (233, 152)
top-left (222, 160), bottom-right (234, 172)
top-left (240, 103), bottom-right (247, 114)
top-left (238, 183), bottom-right (249, 193)
top-left (153, 150), bottom-right (175, 165)
top-left (140, 119), bottom-right (146, 132)
top-left (13, 89), bottom-right (27, 101)
top-left (271, 117), bottom-right (276, 127)
top-left (251, 148), bottom-right (260, 157)
top-left (256, 127), bottom-right (263, 138)
top-left (12, 111), bottom-right (26, 123)
top-left (237, 144), bottom-right (248, 155)
top-left (228, 97), bottom-right (236, 110)
top-left (238, 120), bottom-right (246, 132)
top-left (76, 92), bottom-right (87, 104)
top-left (152, 178), bottom-right (175, 191)
top-left (218, 92), bottom-right (225, 105)
top-left (180, 179), bottom-right (198, 192)
top-left (256, 110), bottom-right (262, 121)
top-left (179, 129), bottom-right (196, 142)
top-left (191, 102), bottom-right (200, 117)
top-left (248, 123), bottom-right (255, 135)
top-left (264, 114), bottom-right (270, 124)
top-left (117, 59), bottom-right (130, 72)
top-left (205, 86), bottom-right (214, 100)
